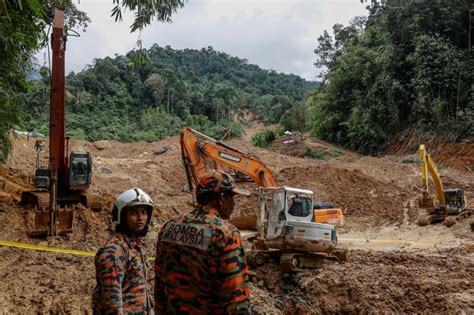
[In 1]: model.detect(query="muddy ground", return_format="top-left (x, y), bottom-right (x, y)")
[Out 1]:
top-left (0, 126), bottom-right (473, 314)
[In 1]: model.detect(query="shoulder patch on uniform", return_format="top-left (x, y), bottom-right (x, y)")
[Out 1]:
top-left (161, 222), bottom-right (212, 250)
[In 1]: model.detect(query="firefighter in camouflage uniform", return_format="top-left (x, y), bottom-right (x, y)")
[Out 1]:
top-left (154, 170), bottom-right (251, 314)
top-left (92, 188), bottom-right (155, 314)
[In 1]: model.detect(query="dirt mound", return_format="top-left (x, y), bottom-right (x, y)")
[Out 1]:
top-left (384, 137), bottom-right (474, 171)
top-left (279, 165), bottom-right (413, 225)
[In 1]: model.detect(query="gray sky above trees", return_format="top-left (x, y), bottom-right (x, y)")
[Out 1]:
top-left (37, 0), bottom-right (367, 81)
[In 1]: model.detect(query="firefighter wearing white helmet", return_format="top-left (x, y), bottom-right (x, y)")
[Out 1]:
top-left (112, 187), bottom-right (154, 236)
top-left (92, 188), bottom-right (154, 314)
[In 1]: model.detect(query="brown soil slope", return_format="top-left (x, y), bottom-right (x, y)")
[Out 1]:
top-left (0, 132), bottom-right (473, 314)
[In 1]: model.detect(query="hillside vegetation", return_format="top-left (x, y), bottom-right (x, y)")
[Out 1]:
top-left (1, 0), bottom-right (187, 161)
top-left (309, 0), bottom-right (473, 154)
top-left (1, 0), bottom-right (472, 162)
top-left (20, 45), bottom-right (316, 143)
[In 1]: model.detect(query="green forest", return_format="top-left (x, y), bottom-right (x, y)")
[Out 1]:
top-left (310, 0), bottom-right (473, 154)
top-left (1, 0), bottom-right (473, 161)
top-left (21, 45), bottom-right (316, 143)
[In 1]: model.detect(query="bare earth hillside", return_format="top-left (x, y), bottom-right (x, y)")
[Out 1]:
top-left (0, 129), bottom-right (473, 314)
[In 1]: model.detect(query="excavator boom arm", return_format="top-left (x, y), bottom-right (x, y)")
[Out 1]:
top-left (180, 127), bottom-right (278, 189)
top-left (419, 144), bottom-right (445, 207)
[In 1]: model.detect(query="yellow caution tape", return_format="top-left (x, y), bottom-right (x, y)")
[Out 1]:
top-left (0, 239), bottom-right (155, 261)
top-left (0, 237), bottom-right (436, 260)
top-left (0, 239), bottom-right (95, 256)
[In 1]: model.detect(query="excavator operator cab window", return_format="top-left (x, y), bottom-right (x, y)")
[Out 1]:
top-left (75, 162), bottom-right (86, 175)
top-left (71, 160), bottom-right (86, 176)
top-left (69, 154), bottom-right (91, 188)
top-left (287, 195), bottom-right (312, 217)
top-left (445, 189), bottom-right (462, 211)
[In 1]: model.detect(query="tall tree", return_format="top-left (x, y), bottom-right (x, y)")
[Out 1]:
top-left (309, 0), bottom-right (473, 154)
top-left (0, 0), bottom-right (186, 161)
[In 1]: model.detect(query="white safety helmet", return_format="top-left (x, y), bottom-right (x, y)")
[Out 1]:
top-left (112, 188), bottom-right (154, 225)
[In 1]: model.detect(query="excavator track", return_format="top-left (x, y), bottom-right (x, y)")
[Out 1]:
top-left (280, 253), bottom-right (301, 273)
top-left (417, 209), bottom-right (472, 227)
top-left (247, 249), bottom-right (347, 273)
top-left (280, 250), bottom-right (347, 273)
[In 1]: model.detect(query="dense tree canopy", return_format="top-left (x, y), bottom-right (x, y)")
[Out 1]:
top-left (309, 0), bottom-right (473, 154)
top-left (4, 0), bottom-right (471, 161)
top-left (21, 45), bottom-right (316, 142)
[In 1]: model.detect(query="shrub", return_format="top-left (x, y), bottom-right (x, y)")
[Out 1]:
top-left (329, 149), bottom-right (342, 158)
top-left (252, 130), bottom-right (276, 148)
top-left (304, 149), bottom-right (328, 160)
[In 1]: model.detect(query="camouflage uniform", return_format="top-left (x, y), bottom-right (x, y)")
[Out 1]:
top-left (92, 233), bottom-right (152, 314)
top-left (154, 171), bottom-right (251, 314)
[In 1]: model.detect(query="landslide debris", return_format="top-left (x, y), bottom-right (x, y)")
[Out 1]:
top-left (0, 132), bottom-right (473, 314)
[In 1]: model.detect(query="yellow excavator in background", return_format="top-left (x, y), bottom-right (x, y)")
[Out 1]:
top-left (417, 144), bottom-right (470, 227)
top-left (180, 127), bottom-right (346, 271)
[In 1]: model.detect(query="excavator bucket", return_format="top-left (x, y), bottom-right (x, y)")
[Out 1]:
top-left (418, 192), bottom-right (435, 209)
top-left (30, 207), bottom-right (51, 236)
top-left (29, 206), bottom-right (74, 236)
top-left (56, 205), bottom-right (74, 234)
top-left (22, 191), bottom-right (74, 236)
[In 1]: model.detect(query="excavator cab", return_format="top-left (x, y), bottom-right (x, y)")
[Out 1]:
top-left (444, 189), bottom-right (466, 214)
top-left (69, 152), bottom-right (92, 190)
top-left (34, 169), bottom-right (50, 188)
top-left (259, 187), bottom-right (336, 250)
top-left (252, 187), bottom-right (341, 272)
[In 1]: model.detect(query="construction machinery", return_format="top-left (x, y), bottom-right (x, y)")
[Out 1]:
top-left (21, 10), bottom-right (99, 236)
top-left (417, 144), bottom-right (470, 227)
top-left (180, 127), bottom-right (346, 272)
top-left (180, 127), bottom-right (344, 225)
top-left (313, 201), bottom-right (345, 226)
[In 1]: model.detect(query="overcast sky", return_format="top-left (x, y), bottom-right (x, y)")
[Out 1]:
top-left (37, 0), bottom-right (367, 81)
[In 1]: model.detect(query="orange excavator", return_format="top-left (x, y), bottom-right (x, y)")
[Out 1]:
top-left (181, 127), bottom-right (278, 191)
top-left (180, 127), bottom-right (346, 271)
top-left (21, 10), bottom-right (100, 236)
top-left (180, 127), bottom-right (344, 226)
